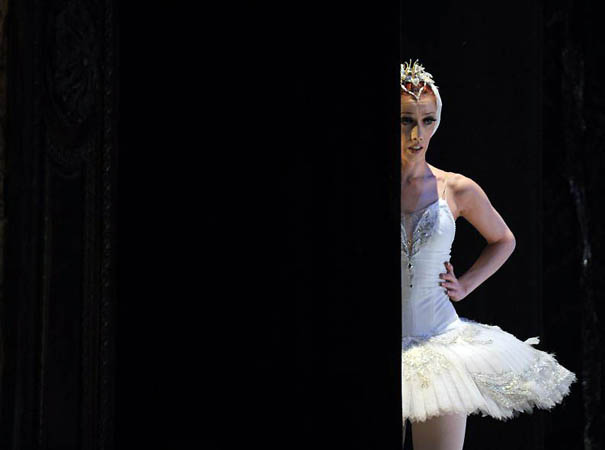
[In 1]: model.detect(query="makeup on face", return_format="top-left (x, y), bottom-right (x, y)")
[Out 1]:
top-left (401, 96), bottom-right (437, 156)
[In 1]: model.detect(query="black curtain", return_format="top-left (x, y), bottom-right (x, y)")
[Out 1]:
top-left (116, 1), bottom-right (600, 449)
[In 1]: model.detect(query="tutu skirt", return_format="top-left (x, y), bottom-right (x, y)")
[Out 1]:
top-left (402, 317), bottom-right (577, 423)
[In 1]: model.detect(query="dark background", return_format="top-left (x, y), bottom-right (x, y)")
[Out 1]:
top-left (115, 1), bottom-right (602, 449)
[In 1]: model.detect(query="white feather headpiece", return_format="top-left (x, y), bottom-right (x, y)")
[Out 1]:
top-left (400, 59), bottom-right (443, 136)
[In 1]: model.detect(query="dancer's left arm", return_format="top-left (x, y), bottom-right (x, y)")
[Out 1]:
top-left (440, 174), bottom-right (516, 302)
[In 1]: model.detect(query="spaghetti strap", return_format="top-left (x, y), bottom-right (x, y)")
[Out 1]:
top-left (441, 173), bottom-right (448, 200)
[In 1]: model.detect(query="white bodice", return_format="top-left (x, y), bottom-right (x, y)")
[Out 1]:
top-left (401, 197), bottom-right (458, 339)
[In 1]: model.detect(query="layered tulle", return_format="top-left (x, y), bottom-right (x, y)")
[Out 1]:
top-left (402, 317), bottom-right (577, 423)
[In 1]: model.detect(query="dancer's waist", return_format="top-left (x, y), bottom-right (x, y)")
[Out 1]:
top-left (402, 297), bottom-right (459, 339)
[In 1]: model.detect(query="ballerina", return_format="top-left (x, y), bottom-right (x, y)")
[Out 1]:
top-left (400, 60), bottom-right (577, 450)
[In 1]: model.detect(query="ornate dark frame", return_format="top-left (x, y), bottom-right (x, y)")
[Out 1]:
top-left (0, 0), bottom-right (118, 448)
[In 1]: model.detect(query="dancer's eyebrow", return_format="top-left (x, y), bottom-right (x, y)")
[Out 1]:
top-left (401, 112), bottom-right (436, 116)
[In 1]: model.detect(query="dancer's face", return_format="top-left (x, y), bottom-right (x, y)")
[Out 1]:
top-left (400, 91), bottom-right (438, 160)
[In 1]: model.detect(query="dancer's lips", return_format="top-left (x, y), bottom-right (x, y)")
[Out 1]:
top-left (409, 145), bottom-right (423, 152)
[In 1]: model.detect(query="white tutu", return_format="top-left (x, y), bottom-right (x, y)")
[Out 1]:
top-left (402, 317), bottom-right (577, 423)
top-left (402, 194), bottom-right (577, 423)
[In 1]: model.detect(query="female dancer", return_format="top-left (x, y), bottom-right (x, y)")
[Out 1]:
top-left (400, 60), bottom-right (576, 450)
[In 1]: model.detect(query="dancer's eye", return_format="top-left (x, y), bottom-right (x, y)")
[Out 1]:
top-left (401, 117), bottom-right (435, 125)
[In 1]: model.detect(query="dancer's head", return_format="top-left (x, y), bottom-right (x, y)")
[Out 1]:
top-left (400, 60), bottom-right (442, 160)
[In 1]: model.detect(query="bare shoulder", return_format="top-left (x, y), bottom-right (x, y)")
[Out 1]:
top-left (438, 171), bottom-right (468, 219)
top-left (448, 172), bottom-right (485, 208)
top-left (448, 172), bottom-right (515, 244)
top-left (428, 165), bottom-right (483, 213)
top-left (446, 172), bottom-right (490, 218)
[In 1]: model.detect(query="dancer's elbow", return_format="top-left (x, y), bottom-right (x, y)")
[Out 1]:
top-left (503, 231), bottom-right (516, 253)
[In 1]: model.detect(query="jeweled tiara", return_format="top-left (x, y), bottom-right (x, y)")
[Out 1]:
top-left (400, 59), bottom-right (437, 100)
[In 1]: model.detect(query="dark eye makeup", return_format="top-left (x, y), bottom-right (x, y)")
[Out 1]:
top-left (400, 117), bottom-right (436, 124)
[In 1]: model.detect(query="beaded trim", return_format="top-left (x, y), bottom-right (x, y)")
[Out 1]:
top-left (402, 320), bottom-right (495, 351)
top-left (402, 345), bottom-right (451, 388)
top-left (401, 201), bottom-right (440, 259)
top-left (471, 352), bottom-right (576, 411)
top-left (402, 321), bottom-right (577, 410)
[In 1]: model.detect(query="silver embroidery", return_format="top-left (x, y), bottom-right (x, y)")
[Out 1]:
top-left (401, 201), bottom-right (440, 259)
top-left (410, 204), bottom-right (439, 257)
top-left (401, 202), bottom-right (440, 288)
top-left (402, 345), bottom-right (451, 389)
top-left (402, 322), bottom-right (577, 402)
top-left (401, 322), bottom-right (497, 390)
top-left (402, 320), bottom-right (495, 351)
top-left (431, 323), bottom-right (494, 346)
top-left (402, 322), bottom-right (505, 390)
top-left (471, 351), bottom-right (577, 410)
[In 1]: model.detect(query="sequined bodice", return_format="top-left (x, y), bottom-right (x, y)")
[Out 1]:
top-left (401, 198), bottom-right (458, 339)
top-left (401, 197), bottom-right (440, 256)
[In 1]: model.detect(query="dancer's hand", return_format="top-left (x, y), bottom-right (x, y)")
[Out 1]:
top-left (439, 262), bottom-right (467, 302)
